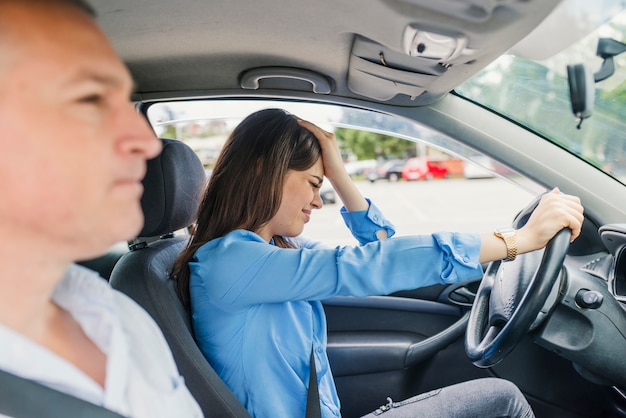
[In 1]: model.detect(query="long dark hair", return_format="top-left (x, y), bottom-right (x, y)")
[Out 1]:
top-left (172, 108), bottom-right (322, 306)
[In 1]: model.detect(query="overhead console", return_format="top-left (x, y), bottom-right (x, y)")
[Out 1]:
top-left (347, 0), bottom-right (562, 105)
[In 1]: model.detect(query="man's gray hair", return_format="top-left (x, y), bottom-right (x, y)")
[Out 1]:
top-left (65, 0), bottom-right (97, 17)
top-left (0, 0), bottom-right (97, 17)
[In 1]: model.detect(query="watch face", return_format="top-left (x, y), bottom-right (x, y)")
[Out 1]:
top-left (496, 227), bottom-right (515, 236)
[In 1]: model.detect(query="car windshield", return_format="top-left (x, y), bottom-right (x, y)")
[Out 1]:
top-left (455, 1), bottom-right (626, 183)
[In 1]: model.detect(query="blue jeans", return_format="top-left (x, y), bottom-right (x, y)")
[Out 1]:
top-left (360, 378), bottom-right (534, 418)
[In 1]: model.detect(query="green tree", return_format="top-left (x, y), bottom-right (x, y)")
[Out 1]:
top-left (159, 124), bottom-right (178, 139)
top-left (335, 127), bottom-right (416, 160)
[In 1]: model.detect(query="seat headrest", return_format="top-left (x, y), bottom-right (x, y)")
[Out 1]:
top-left (139, 138), bottom-right (206, 238)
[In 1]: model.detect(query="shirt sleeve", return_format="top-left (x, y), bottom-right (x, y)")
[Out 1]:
top-left (190, 230), bottom-right (483, 311)
top-left (340, 199), bottom-right (396, 245)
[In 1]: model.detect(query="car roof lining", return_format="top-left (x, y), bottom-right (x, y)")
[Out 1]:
top-left (93, 0), bottom-right (562, 106)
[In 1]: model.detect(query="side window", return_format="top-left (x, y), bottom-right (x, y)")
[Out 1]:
top-left (147, 100), bottom-right (540, 246)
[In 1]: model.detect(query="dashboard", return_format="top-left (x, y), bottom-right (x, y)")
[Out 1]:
top-left (598, 224), bottom-right (626, 304)
top-left (529, 223), bottom-right (626, 389)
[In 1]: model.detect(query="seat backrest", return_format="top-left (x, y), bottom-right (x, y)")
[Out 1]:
top-left (77, 245), bottom-right (128, 280)
top-left (109, 138), bottom-right (250, 417)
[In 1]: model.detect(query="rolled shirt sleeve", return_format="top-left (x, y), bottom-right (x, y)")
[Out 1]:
top-left (340, 199), bottom-right (396, 245)
top-left (190, 230), bottom-right (483, 310)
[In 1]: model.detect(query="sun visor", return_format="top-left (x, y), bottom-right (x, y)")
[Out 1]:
top-left (348, 36), bottom-right (446, 101)
top-left (346, 0), bottom-right (563, 104)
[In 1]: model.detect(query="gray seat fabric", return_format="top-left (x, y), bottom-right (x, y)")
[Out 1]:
top-left (77, 247), bottom-right (128, 280)
top-left (109, 138), bottom-right (250, 417)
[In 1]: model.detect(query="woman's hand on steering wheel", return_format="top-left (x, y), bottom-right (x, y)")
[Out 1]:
top-left (466, 188), bottom-right (583, 368)
top-left (516, 187), bottom-right (584, 252)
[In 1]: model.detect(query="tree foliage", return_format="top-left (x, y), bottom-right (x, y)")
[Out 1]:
top-left (335, 127), bottom-right (416, 160)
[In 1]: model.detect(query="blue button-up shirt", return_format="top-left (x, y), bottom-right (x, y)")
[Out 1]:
top-left (189, 202), bottom-right (482, 418)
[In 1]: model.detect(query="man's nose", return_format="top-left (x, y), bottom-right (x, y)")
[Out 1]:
top-left (118, 105), bottom-right (162, 159)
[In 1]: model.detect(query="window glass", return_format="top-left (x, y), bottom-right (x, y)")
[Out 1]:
top-left (147, 100), bottom-right (538, 246)
top-left (456, 8), bottom-right (626, 183)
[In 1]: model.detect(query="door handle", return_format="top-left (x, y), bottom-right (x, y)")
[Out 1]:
top-left (449, 286), bottom-right (476, 305)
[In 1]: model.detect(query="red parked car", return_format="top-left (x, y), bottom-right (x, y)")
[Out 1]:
top-left (402, 157), bottom-right (449, 181)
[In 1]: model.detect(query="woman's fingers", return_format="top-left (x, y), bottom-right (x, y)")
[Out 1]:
top-left (546, 189), bottom-right (584, 240)
top-left (296, 118), bottom-right (333, 139)
top-left (525, 188), bottom-right (584, 247)
top-left (296, 117), bottom-right (346, 179)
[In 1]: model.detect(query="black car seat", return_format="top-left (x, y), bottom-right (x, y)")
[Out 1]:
top-left (109, 138), bottom-right (251, 418)
top-left (77, 245), bottom-right (128, 280)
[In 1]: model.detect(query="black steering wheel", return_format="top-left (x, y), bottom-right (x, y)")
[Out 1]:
top-left (465, 195), bottom-right (572, 368)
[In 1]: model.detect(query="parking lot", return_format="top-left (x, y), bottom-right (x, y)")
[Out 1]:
top-left (304, 177), bottom-right (538, 247)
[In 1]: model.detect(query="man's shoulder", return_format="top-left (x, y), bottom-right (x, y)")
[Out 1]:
top-left (63, 264), bottom-right (182, 375)
top-left (59, 264), bottom-right (162, 336)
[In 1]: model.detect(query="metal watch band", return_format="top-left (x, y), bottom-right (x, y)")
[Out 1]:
top-left (495, 228), bottom-right (517, 262)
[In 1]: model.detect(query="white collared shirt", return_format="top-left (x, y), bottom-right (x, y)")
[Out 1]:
top-left (0, 264), bottom-right (202, 417)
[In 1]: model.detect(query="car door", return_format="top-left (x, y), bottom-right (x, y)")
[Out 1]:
top-left (323, 281), bottom-right (479, 418)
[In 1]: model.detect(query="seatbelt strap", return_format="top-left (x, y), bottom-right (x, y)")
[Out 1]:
top-left (305, 346), bottom-right (322, 418)
top-left (0, 369), bottom-right (126, 418)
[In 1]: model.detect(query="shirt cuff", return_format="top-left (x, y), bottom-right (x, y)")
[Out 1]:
top-left (340, 199), bottom-right (396, 245)
top-left (433, 232), bottom-right (483, 283)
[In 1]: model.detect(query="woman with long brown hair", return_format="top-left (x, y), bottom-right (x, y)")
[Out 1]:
top-left (172, 108), bottom-right (583, 418)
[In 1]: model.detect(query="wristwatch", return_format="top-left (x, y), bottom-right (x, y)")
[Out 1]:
top-left (494, 227), bottom-right (517, 262)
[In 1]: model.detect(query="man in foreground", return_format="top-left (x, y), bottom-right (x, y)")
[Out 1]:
top-left (0, 0), bottom-right (202, 416)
